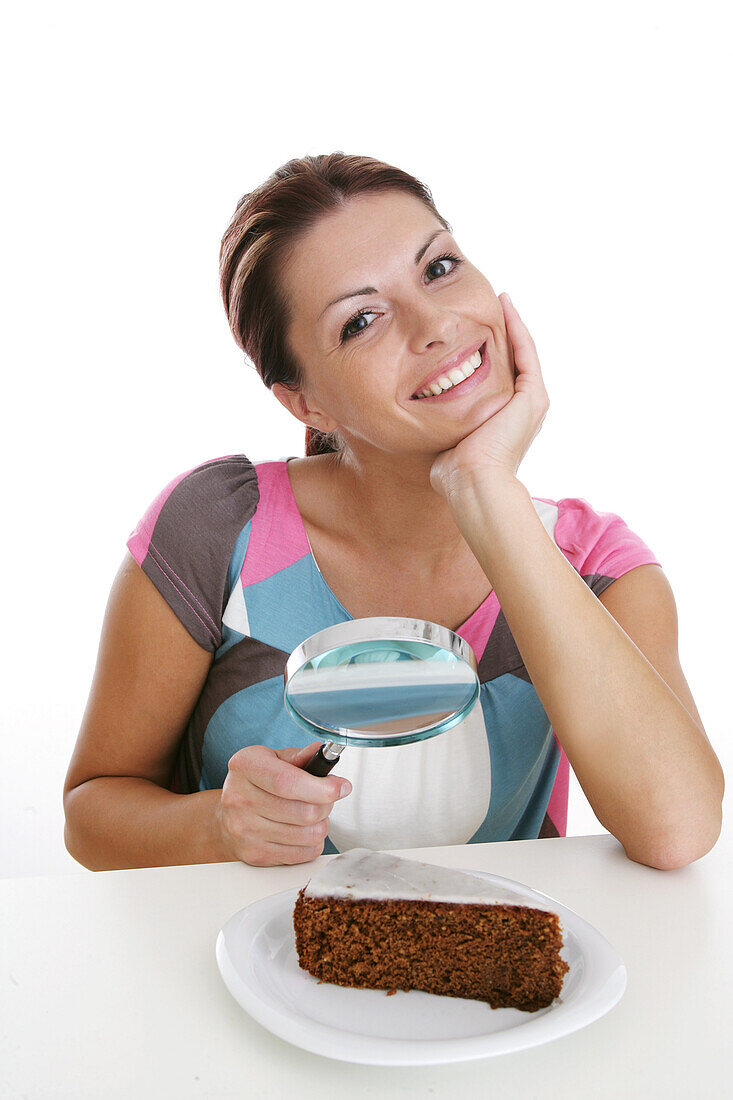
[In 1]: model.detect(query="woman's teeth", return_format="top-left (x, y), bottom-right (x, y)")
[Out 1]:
top-left (412, 348), bottom-right (482, 399)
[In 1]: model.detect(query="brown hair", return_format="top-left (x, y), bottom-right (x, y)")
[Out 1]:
top-left (219, 153), bottom-right (452, 456)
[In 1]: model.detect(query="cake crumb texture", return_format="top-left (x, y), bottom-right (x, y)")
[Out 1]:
top-left (293, 893), bottom-right (568, 1013)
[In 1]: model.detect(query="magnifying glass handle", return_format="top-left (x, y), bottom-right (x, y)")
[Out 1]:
top-left (302, 741), bottom-right (344, 776)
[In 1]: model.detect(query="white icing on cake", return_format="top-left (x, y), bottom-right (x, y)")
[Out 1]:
top-left (303, 848), bottom-right (555, 911)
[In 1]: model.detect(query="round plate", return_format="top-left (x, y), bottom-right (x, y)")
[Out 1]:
top-left (215, 869), bottom-right (626, 1066)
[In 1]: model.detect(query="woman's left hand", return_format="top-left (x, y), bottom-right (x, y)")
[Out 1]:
top-left (429, 294), bottom-right (550, 501)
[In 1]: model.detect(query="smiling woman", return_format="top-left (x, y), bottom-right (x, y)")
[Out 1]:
top-left (220, 156), bottom-right (455, 458)
top-left (62, 153), bottom-right (724, 873)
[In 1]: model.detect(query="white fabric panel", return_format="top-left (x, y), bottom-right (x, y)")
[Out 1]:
top-left (222, 579), bottom-right (250, 636)
top-left (531, 498), bottom-right (560, 544)
top-left (327, 700), bottom-right (491, 852)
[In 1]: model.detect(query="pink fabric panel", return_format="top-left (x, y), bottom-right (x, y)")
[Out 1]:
top-left (547, 741), bottom-right (569, 836)
top-left (241, 462), bottom-right (310, 586)
top-left (457, 594), bottom-right (501, 656)
top-left (553, 497), bottom-right (661, 577)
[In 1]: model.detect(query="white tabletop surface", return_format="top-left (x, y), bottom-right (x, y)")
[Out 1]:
top-left (1, 832), bottom-right (730, 1099)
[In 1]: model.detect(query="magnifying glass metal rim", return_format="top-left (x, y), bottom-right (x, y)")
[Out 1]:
top-left (283, 616), bottom-right (480, 747)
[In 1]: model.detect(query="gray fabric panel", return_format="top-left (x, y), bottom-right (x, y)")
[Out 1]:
top-left (172, 635), bottom-right (289, 793)
top-left (477, 609), bottom-right (531, 683)
top-left (142, 455), bottom-right (259, 652)
top-left (584, 572), bottom-right (619, 599)
top-left (538, 811), bottom-right (560, 838)
top-left (139, 550), bottom-right (218, 652)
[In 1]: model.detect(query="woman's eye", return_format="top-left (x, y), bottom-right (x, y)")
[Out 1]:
top-left (426, 254), bottom-right (461, 280)
top-left (339, 252), bottom-right (463, 342)
top-left (341, 310), bottom-right (378, 342)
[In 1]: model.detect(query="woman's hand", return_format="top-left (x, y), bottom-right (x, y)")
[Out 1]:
top-left (216, 742), bottom-right (352, 866)
top-left (429, 294), bottom-right (550, 501)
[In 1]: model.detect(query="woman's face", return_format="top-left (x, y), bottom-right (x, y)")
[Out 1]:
top-left (275, 190), bottom-right (516, 457)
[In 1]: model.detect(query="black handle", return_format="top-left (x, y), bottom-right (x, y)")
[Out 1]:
top-left (302, 744), bottom-right (341, 776)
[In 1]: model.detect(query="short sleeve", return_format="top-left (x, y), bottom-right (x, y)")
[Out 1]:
top-left (126, 454), bottom-right (259, 651)
top-left (553, 497), bottom-right (662, 599)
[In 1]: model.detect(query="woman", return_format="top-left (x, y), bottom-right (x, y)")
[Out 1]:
top-left (63, 153), bottom-right (724, 871)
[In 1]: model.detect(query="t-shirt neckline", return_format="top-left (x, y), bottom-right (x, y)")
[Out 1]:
top-left (282, 458), bottom-right (496, 635)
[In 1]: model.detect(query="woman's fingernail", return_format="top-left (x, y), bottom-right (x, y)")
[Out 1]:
top-left (503, 293), bottom-right (513, 306)
top-left (339, 780), bottom-right (352, 798)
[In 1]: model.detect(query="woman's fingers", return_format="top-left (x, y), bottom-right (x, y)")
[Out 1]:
top-left (248, 813), bottom-right (332, 848)
top-left (242, 840), bottom-right (329, 867)
top-left (275, 742), bottom-right (325, 768)
top-left (242, 784), bottom-right (334, 827)
top-left (232, 743), bottom-right (351, 803)
top-left (500, 293), bottom-right (550, 416)
top-left (499, 293), bottom-right (542, 381)
top-left (218, 743), bottom-right (353, 867)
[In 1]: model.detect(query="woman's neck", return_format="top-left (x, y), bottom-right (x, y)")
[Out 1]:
top-left (309, 448), bottom-right (473, 567)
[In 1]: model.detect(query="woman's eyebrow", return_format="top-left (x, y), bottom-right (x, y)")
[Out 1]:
top-left (317, 229), bottom-right (448, 320)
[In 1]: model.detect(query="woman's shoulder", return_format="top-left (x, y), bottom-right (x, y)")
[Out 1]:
top-left (529, 492), bottom-right (661, 588)
top-left (131, 453), bottom-right (260, 537)
top-left (132, 450), bottom-right (313, 546)
top-left (125, 453), bottom-right (269, 652)
top-left (159, 451), bottom-right (259, 495)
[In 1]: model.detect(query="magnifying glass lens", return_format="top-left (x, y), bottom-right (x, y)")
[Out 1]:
top-left (284, 620), bottom-right (479, 749)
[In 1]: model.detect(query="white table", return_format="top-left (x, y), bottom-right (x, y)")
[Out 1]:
top-left (1, 833), bottom-right (729, 1098)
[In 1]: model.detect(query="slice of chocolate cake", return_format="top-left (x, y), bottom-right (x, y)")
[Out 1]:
top-left (293, 849), bottom-right (568, 1012)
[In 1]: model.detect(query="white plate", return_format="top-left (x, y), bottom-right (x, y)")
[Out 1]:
top-left (215, 869), bottom-right (626, 1066)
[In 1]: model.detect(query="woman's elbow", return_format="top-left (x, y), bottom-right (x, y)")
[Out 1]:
top-left (64, 818), bottom-right (87, 868)
top-left (624, 810), bottom-right (723, 871)
top-left (63, 783), bottom-right (99, 870)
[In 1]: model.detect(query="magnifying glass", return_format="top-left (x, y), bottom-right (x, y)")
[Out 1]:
top-left (283, 617), bottom-right (480, 776)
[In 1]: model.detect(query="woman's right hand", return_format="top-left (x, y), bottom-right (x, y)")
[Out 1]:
top-left (217, 742), bottom-right (353, 866)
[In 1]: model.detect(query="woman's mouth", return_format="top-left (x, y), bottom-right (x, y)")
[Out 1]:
top-left (410, 342), bottom-right (490, 402)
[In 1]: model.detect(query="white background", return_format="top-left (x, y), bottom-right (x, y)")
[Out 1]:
top-left (1, 0), bottom-right (730, 877)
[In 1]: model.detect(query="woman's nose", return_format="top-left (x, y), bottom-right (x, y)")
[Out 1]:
top-left (405, 296), bottom-right (461, 353)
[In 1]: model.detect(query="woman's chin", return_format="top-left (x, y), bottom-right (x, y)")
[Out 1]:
top-left (430, 384), bottom-right (514, 448)
top-left (457, 380), bottom-right (515, 423)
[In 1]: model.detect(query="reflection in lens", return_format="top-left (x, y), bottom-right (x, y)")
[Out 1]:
top-left (284, 635), bottom-right (479, 746)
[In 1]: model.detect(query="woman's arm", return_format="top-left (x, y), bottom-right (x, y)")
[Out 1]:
top-left (447, 474), bottom-right (724, 870)
top-left (64, 553), bottom-right (350, 870)
top-left (63, 553), bottom-right (231, 869)
top-left (430, 294), bottom-right (723, 870)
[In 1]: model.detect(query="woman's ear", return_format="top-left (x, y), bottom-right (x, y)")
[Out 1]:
top-left (271, 382), bottom-right (340, 435)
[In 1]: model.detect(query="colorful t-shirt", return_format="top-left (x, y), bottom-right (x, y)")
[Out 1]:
top-left (126, 454), bottom-right (661, 855)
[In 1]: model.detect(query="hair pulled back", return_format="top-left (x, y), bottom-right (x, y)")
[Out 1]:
top-left (219, 153), bottom-right (451, 457)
